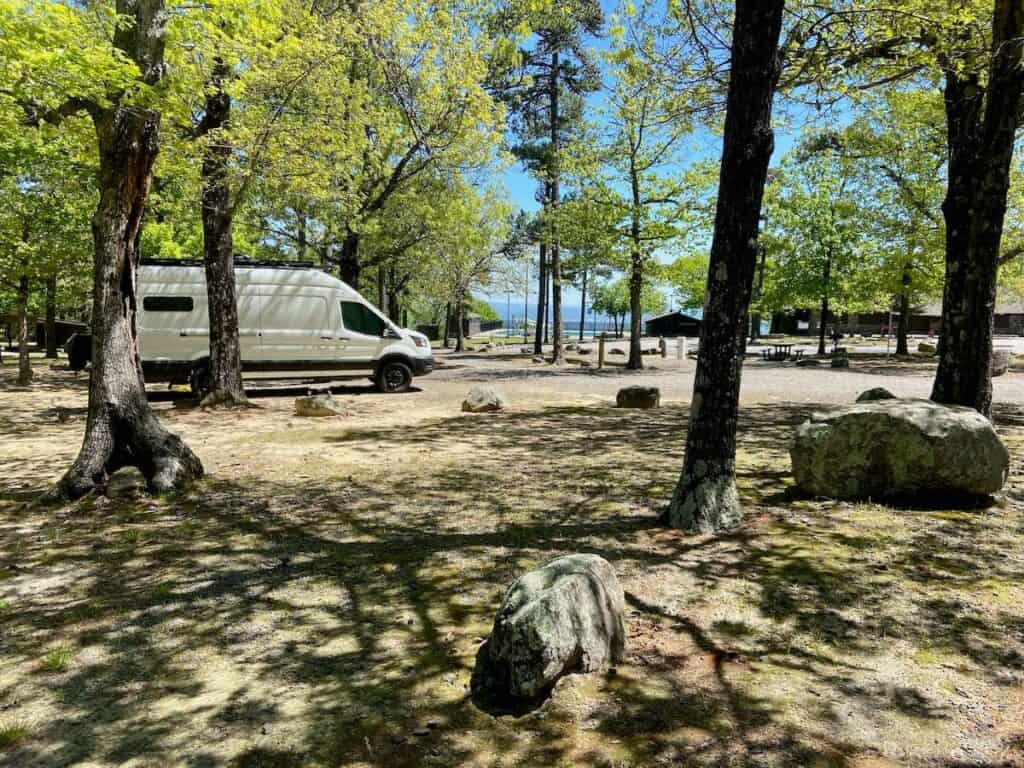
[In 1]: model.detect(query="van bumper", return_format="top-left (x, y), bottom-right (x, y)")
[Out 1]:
top-left (412, 356), bottom-right (434, 376)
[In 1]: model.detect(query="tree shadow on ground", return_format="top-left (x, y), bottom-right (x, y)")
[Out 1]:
top-left (1, 402), bottom-right (1022, 766)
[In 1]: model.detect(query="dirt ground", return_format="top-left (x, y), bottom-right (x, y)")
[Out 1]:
top-left (1, 347), bottom-right (1023, 767)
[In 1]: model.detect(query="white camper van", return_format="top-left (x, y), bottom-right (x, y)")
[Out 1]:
top-left (96, 259), bottom-right (432, 396)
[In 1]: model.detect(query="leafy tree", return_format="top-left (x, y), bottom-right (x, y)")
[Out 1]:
top-left (1, 0), bottom-right (204, 500)
top-left (496, 0), bottom-right (603, 361)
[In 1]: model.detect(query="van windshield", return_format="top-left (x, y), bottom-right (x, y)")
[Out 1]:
top-left (341, 301), bottom-right (385, 337)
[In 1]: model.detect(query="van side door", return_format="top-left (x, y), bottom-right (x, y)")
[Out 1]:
top-left (339, 300), bottom-right (387, 372)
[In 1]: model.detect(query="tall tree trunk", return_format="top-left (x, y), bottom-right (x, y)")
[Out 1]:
top-left (896, 260), bottom-right (911, 355)
top-left (750, 242), bottom-right (766, 340)
top-left (44, 0), bottom-right (202, 502)
top-left (534, 241), bottom-right (547, 355)
top-left (665, 0), bottom-right (784, 533)
top-left (377, 263), bottom-right (386, 310)
top-left (387, 266), bottom-right (400, 321)
top-left (199, 56), bottom-right (248, 408)
top-left (817, 252), bottom-right (831, 356)
top-left (16, 275), bottom-right (32, 386)
top-left (340, 228), bottom-right (361, 289)
top-left (44, 274), bottom-right (58, 358)
top-left (932, 0), bottom-right (1024, 415)
top-left (549, 51), bottom-right (564, 364)
top-left (443, 301), bottom-right (451, 349)
top-left (627, 160), bottom-right (644, 370)
top-left (455, 294), bottom-right (465, 352)
top-left (579, 268), bottom-right (587, 341)
top-left (296, 209), bottom-right (308, 261)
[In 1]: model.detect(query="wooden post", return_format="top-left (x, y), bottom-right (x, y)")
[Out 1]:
top-left (598, 332), bottom-right (606, 370)
top-left (659, 336), bottom-right (667, 358)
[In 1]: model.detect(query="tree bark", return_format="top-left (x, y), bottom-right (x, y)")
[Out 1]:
top-left (199, 57), bottom-right (248, 408)
top-left (579, 268), bottom-right (587, 341)
top-left (549, 52), bottom-right (564, 364)
top-left (931, 0), bottom-right (1024, 415)
top-left (443, 301), bottom-right (451, 349)
top-left (339, 228), bottom-right (361, 289)
top-left (627, 160), bottom-right (644, 370)
top-left (44, 0), bottom-right (203, 502)
top-left (534, 241), bottom-right (547, 355)
top-left (44, 274), bottom-right (58, 358)
top-left (817, 252), bottom-right (831, 356)
top-left (16, 275), bottom-right (32, 386)
top-left (377, 263), bottom-right (387, 310)
top-left (665, 0), bottom-right (784, 533)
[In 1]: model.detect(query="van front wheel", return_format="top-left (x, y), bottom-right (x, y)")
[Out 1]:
top-left (376, 361), bottom-right (412, 394)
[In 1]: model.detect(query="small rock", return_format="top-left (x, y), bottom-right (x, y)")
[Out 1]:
top-left (918, 341), bottom-right (937, 355)
top-left (462, 386), bottom-right (508, 413)
top-left (413, 728), bottom-right (430, 738)
top-left (577, 347), bottom-right (591, 355)
top-left (294, 394), bottom-right (346, 417)
top-left (532, 356), bottom-right (545, 363)
top-left (426, 719), bottom-right (440, 730)
top-left (616, 386), bottom-right (660, 409)
top-left (579, 360), bottom-right (593, 368)
top-left (991, 349), bottom-right (1010, 377)
top-left (609, 348), bottom-right (626, 356)
top-left (520, 347), bottom-right (532, 354)
top-left (856, 387), bottom-right (895, 402)
top-left (831, 357), bottom-right (849, 368)
top-left (795, 358), bottom-right (821, 367)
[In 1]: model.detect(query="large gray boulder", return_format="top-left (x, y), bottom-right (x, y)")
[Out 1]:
top-left (616, 386), bottom-right (660, 409)
top-left (294, 394), bottom-right (346, 417)
top-left (462, 386), bottom-right (507, 413)
top-left (471, 554), bottom-right (626, 701)
top-left (791, 399), bottom-right (1009, 499)
top-left (991, 349), bottom-right (1011, 377)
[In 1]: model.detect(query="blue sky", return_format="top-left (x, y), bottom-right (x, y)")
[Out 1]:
top-left (486, 0), bottom-right (804, 308)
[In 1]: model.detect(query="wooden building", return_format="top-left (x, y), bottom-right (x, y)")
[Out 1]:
top-left (644, 310), bottom-right (702, 338)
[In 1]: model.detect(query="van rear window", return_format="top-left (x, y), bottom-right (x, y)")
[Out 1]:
top-left (143, 296), bottom-right (194, 312)
top-left (341, 301), bottom-right (385, 336)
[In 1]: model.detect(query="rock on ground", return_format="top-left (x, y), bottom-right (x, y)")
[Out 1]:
top-left (532, 355), bottom-right (545, 364)
top-left (462, 386), bottom-right (508, 413)
top-left (471, 554), bottom-right (626, 701)
top-left (616, 386), bottom-right (660, 409)
top-left (918, 342), bottom-right (937, 354)
top-left (831, 357), bottom-right (849, 368)
top-left (294, 394), bottom-right (347, 417)
top-left (609, 348), bottom-right (626, 355)
top-left (992, 349), bottom-right (1010, 377)
top-left (795, 358), bottom-right (821, 367)
top-left (791, 399), bottom-right (1009, 499)
top-left (856, 387), bottom-right (896, 402)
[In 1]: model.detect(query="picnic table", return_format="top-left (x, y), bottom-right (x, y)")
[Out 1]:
top-left (760, 344), bottom-right (804, 362)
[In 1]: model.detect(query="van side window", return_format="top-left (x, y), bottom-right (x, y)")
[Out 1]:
top-left (341, 301), bottom-right (385, 336)
top-left (143, 296), bottom-right (193, 312)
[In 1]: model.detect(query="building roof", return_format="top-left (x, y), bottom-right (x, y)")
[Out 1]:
top-left (646, 310), bottom-right (701, 323)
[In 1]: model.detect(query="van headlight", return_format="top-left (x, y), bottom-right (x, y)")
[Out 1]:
top-left (413, 336), bottom-right (428, 349)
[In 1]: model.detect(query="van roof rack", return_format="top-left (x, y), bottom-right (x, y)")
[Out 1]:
top-left (140, 257), bottom-right (317, 270)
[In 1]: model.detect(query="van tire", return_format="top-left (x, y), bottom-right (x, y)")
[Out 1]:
top-left (189, 362), bottom-right (212, 400)
top-left (376, 360), bottom-right (412, 393)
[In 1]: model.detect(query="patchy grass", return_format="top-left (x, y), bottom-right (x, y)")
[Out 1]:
top-left (0, 720), bottom-right (31, 750)
top-left (39, 644), bottom-right (75, 673)
top-left (1, 365), bottom-right (1023, 767)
